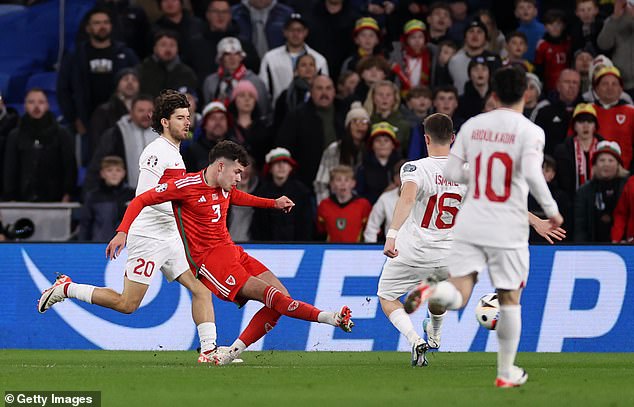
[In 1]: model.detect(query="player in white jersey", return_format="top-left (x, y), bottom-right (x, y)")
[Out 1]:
top-left (405, 67), bottom-right (563, 387)
top-left (378, 113), bottom-right (467, 367)
top-left (38, 90), bottom-right (221, 364)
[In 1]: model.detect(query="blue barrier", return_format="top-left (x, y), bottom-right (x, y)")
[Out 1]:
top-left (1, 244), bottom-right (632, 352)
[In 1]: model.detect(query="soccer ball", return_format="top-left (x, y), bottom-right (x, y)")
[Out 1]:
top-left (475, 293), bottom-right (499, 330)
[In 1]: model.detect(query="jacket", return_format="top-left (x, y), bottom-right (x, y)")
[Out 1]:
top-left (57, 41), bottom-right (138, 125)
top-left (2, 112), bottom-right (76, 201)
top-left (137, 56), bottom-right (199, 98)
top-left (574, 176), bottom-right (628, 242)
top-left (597, 14), bottom-right (634, 90)
top-left (80, 181), bottom-right (135, 241)
top-left (231, 1), bottom-right (293, 57)
top-left (276, 100), bottom-right (346, 191)
top-left (251, 176), bottom-right (314, 241)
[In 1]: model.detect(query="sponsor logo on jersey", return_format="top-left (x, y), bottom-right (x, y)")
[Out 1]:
top-left (616, 114), bottom-right (626, 125)
top-left (212, 194), bottom-right (218, 200)
top-left (225, 275), bottom-right (236, 286)
top-left (198, 195), bottom-right (207, 203)
top-left (336, 218), bottom-right (347, 230)
top-left (155, 183), bottom-right (168, 192)
top-left (146, 155), bottom-right (159, 167)
top-left (403, 163), bottom-right (417, 173)
top-left (287, 300), bottom-right (299, 312)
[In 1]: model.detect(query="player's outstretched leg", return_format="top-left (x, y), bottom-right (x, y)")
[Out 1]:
top-left (403, 281), bottom-right (435, 314)
top-left (380, 297), bottom-right (429, 367)
top-left (38, 274), bottom-right (74, 313)
top-left (423, 305), bottom-right (447, 349)
top-left (494, 290), bottom-right (525, 387)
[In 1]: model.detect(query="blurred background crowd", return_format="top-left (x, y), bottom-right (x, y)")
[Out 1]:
top-left (1, 0), bottom-right (634, 244)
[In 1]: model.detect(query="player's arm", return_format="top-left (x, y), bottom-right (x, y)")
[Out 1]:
top-left (106, 182), bottom-right (179, 259)
top-left (231, 188), bottom-right (295, 212)
top-left (136, 167), bottom-right (173, 215)
top-left (444, 153), bottom-right (469, 184)
top-left (528, 212), bottom-right (566, 244)
top-left (384, 181), bottom-right (418, 258)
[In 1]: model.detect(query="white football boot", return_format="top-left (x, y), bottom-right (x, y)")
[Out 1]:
top-left (38, 274), bottom-right (72, 313)
top-left (423, 318), bottom-right (441, 349)
top-left (411, 338), bottom-right (429, 367)
top-left (495, 366), bottom-right (528, 388)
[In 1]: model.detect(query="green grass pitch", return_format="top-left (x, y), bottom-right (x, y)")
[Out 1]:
top-left (1, 351), bottom-right (633, 407)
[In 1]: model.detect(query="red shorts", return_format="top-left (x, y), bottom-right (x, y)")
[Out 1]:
top-left (197, 244), bottom-right (268, 302)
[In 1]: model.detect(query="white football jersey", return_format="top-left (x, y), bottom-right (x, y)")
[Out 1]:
top-left (447, 108), bottom-right (557, 248)
top-left (128, 137), bottom-right (186, 239)
top-left (395, 156), bottom-right (467, 267)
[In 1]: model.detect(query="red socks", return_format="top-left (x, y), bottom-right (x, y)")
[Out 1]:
top-left (263, 286), bottom-right (320, 322)
top-left (238, 307), bottom-right (281, 347)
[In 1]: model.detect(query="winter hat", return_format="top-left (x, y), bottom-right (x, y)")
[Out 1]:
top-left (369, 121), bottom-right (399, 147)
top-left (354, 17), bottom-right (380, 36)
top-left (263, 147), bottom-right (298, 175)
top-left (464, 18), bottom-right (488, 39)
top-left (525, 72), bottom-right (542, 96)
top-left (588, 54), bottom-right (613, 83)
top-left (202, 101), bottom-right (227, 119)
top-left (115, 67), bottom-right (139, 84)
top-left (230, 80), bottom-right (259, 101)
top-left (593, 66), bottom-right (623, 88)
top-left (572, 103), bottom-right (597, 122)
top-left (403, 19), bottom-right (426, 36)
top-left (216, 37), bottom-right (245, 62)
top-left (592, 140), bottom-right (622, 165)
top-left (345, 101), bottom-right (370, 127)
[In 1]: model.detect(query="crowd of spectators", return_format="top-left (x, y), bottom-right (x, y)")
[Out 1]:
top-left (2, 0), bottom-right (634, 244)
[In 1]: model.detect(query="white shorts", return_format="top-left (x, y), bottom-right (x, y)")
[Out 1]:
top-left (448, 240), bottom-right (529, 290)
top-left (125, 234), bottom-right (190, 285)
top-left (377, 258), bottom-right (450, 301)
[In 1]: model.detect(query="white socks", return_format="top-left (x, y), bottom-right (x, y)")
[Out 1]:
top-left (317, 311), bottom-right (337, 326)
top-left (389, 308), bottom-right (422, 346)
top-left (431, 281), bottom-right (463, 310)
top-left (66, 283), bottom-right (95, 304)
top-left (197, 322), bottom-right (217, 354)
top-left (229, 339), bottom-right (247, 357)
top-left (429, 310), bottom-right (446, 334)
top-left (496, 304), bottom-right (521, 378)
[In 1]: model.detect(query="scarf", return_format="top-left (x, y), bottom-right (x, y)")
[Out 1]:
top-left (216, 64), bottom-right (248, 106)
top-left (574, 136), bottom-right (598, 189)
top-left (402, 45), bottom-right (430, 89)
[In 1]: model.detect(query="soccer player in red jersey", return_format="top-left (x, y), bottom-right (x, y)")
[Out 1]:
top-left (106, 140), bottom-right (354, 364)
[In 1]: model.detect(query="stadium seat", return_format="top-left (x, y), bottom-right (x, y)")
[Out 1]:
top-left (0, 73), bottom-right (9, 98)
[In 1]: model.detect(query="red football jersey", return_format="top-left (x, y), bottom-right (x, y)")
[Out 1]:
top-left (593, 103), bottom-right (634, 169)
top-left (317, 196), bottom-right (372, 243)
top-left (534, 38), bottom-right (571, 92)
top-left (117, 171), bottom-right (275, 269)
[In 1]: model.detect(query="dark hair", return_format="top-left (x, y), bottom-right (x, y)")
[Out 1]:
top-left (356, 55), bottom-right (391, 77)
top-left (294, 53), bottom-right (316, 72)
top-left (151, 89), bottom-right (190, 134)
top-left (543, 9), bottom-right (566, 25)
top-left (131, 94), bottom-right (154, 109)
top-left (157, 0), bottom-right (183, 9)
top-left (432, 84), bottom-right (459, 100)
top-left (543, 154), bottom-right (557, 172)
top-left (438, 39), bottom-right (458, 51)
top-left (429, 2), bottom-right (451, 15)
top-left (209, 140), bottom-right (250, 167)
top-left (100, 155), bottom-right (125, 170)
top-left (340, 124), bottom-right (369, 167)
top-left (491, 66), bottom-right (526, 106)
top-left (84, 7), bottom-right (111, 24)
top-left (424, 113), bottom-right (454, 144)
top-left (405, 86), bottom-right (432, 101)
top-left (25, 87), bottom-right (47, 100)
top-left (506, 31), bottom-right (528, 44)
top-left (153, 29), bottom-right (179, 46)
